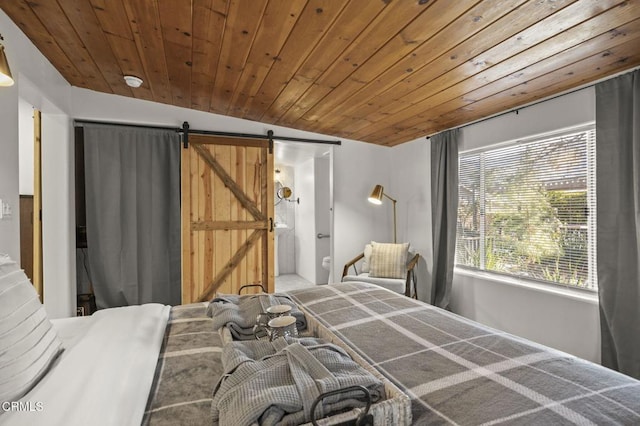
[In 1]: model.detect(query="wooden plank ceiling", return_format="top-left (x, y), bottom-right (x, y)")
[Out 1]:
top-left (2, 0), bottom-right (639, 146)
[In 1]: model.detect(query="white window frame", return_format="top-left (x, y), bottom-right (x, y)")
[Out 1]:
top-left (455, 124), bottom-right (597, 292)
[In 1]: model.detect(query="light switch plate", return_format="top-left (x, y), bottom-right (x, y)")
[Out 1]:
top-left (0, 199), bottom-right (12, 220)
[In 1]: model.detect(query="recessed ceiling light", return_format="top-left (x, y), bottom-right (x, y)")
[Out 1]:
top-left (124, 75), bottom-right (143, 88)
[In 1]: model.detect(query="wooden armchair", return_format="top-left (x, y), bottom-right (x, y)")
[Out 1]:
top-left (341, 247), bottom-right (420, 298)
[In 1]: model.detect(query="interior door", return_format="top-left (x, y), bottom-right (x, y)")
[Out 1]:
top-left (181, 135), bottom-right (274, 303)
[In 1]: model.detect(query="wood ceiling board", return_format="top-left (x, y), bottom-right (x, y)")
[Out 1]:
top-left (352, 1), bottom-right (639, 144)
top-left (158, 0), bottom-right (193, 108)
top-left (0, 1), bottom-right (85, 87)
top-left (441, 33), bottom-right (640, 127)
top-left (103, 33), bottom-right (155, 101)
top-left (122, 0), bottom-right (173, 103)
top-left (279, 0), bottom-right (434, 125)
top-left (293, 0), bottom-right (489, 128)
top-left (269, 0), bottom-right (388, 126)
top-left (89, 0), bottom-right (133, 40)
top-left (308, 0), bottom-right (532, 135)
top-left (341, 0), bottom-right (584, 138)
top-left (3, 0), bottom-right (640, 146)
top-left (382, 35), bottom-right (640, 146)
top-left (209, 0), bottom-right (268, 114)
top-left (346, 0), bottom-right (629, 142)
top-left (242, 0), bottom-right (349, 122)
top-left (190, 0), bottom-right (225, 111)
top-left (19, 0), bottom-right (112, 92)
top-left (57, 0), bottom-right (133, 97)
top-left (227, 0), bottom-right (307, 118)
top-left (90, 0), bottom-right (153, 100)
top-left (393, 20), bottom-right (640, 142)
top-left (446, 16), bottom-right (640, 111)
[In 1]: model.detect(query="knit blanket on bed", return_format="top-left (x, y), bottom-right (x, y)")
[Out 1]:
top-left (211, 337), bottom-right (384, 425)
top-left (207, 294), bottom-right (307, 340)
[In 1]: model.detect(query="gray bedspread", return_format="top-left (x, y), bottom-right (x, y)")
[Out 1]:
top-left (142, 303), bottom-right (223, 425)
top-left (288, 282), bottom-right (640, 425)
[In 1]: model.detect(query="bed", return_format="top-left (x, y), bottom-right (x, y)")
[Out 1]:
top-left (0, 255), bottom-right (222, 426)
top-left (3, 248), bottom-right (640, 425)
top-left (287, 282), bottom-right (640, 425)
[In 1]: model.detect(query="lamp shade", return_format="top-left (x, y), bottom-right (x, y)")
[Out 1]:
top-left (0, 44), bottom-right (14, 87)
top-left (368, 184), bottom-right (384, 205)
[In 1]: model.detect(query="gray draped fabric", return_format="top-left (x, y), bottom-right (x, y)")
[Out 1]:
top-left (83, 124), bottom-right (181, 309)
top-left (430, 129), bottom-right (459, 309)
top-left (595, 69), bottom-right (640, 379)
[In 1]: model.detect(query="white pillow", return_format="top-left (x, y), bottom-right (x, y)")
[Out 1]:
top-left (368, 242), bottom-right (409, 279)
top-left (0, 254), bottom-right (62, 402)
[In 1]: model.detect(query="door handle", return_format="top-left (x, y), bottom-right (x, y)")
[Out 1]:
top-left (269, 218), bottom-right (273, 232)
top-left (317, 233), bottom-right (330, 239)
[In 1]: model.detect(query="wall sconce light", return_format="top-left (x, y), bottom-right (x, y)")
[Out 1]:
top-left (368, 184), bottom-right (397, 243)
top-left (0, 34), bottom-right (15, 87)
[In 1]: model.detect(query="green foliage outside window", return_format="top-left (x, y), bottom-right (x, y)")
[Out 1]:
top-left (456, 129), bottom-right (596, 289)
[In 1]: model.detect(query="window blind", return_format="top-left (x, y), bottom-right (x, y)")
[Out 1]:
top-left (456, 127), bottom-right (597, 290)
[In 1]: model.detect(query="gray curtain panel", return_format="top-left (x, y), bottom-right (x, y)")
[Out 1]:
top-left (596, 69), bottom-right (640, 379)
top-left (430, 128), bottom-right (459, 309)
top-left (83, 124), bottom-right (181, 309)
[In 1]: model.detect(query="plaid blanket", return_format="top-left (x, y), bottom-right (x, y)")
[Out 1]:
top-left (142, 303), bottom-right (224, 425)
top-left (288, 282), bottom-right (640, 425)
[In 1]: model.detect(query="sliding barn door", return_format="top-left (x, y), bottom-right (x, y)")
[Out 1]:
top-left (181, 135), bottom-right (274, 303)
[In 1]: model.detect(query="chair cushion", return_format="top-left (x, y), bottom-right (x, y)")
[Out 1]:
top-left (0, 254), bottom-right (62, 402)
top-left (342, 274), bottom-right (406, 294)
top-left (369, 242), bottom-right (409, 279)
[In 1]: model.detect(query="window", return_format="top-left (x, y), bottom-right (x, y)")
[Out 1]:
top-left (456, 126), bottom-right (597, 290)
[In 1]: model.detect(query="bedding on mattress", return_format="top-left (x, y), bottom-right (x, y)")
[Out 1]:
top-left (288, 282), bottom-right (640, 425)
top-left (2, 303), bottom-right (170, 426)
top-left (143, 302), bottom-right (224, 425)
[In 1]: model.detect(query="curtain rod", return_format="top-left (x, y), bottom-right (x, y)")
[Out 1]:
top-left (73, 119), bottom-right (342, 146)
top-left (74, 119), bottom-right (180, 132)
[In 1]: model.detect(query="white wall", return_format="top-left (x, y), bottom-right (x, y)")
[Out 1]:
top-left (69, 87), bottom-right (397, 286)
top-left (453, 270), bottom-right (600, 362)
top-left (314, 157), bottom-right (330, 284)
top-left (389, 137), bottom-right (432, 302)
top-left (389, 88), bottom-right (600, 361)
top-left (40, 114), bottom-right (75, 318)
top-left (295, 158), bottom-right (316, 283)
top-left (1, 10), bottom-right (76, 318)
top-left (18, 98), bottom-right (34, 195)
top-left (0, 70), bottom-right (20, 262)
top-left (332, 140), bottom-right (391, 283)
top-left (459, 88), bottom-right (595, 152)
top-left (451, 88), bottom-right (601, 362)
top-left (274, 165), bottom-right (295, 275)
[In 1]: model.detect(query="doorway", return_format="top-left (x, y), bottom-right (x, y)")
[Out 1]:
top-left (18, 101), bottom-right (42, 301)
top-left (273, 142), bottom-right (333, 293)
top-left (181, 135), bottom-right (275, 302)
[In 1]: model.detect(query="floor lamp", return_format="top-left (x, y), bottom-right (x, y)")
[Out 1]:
top-left (368, 184), bottom-right (397, 243)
